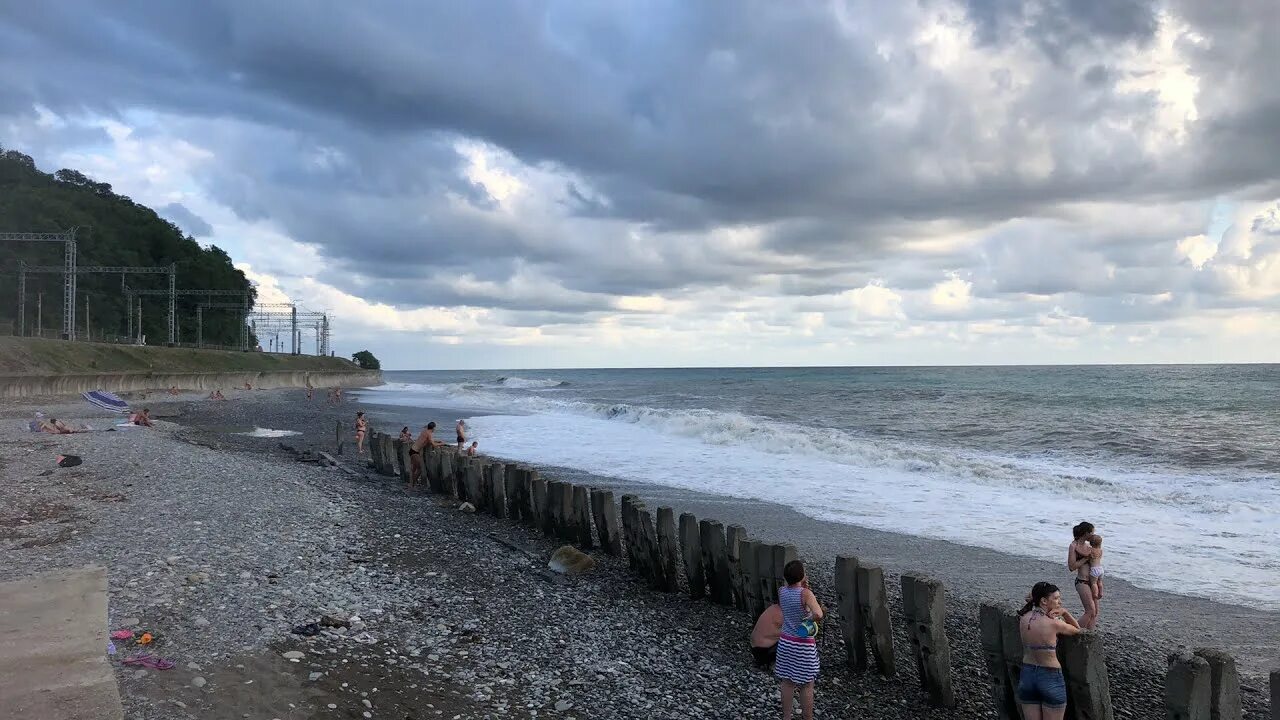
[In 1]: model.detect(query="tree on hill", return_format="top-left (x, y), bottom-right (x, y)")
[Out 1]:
top-left (351, 350), bottom-right (380, 370)
top-left (0, 146), bottom-right (254, 346)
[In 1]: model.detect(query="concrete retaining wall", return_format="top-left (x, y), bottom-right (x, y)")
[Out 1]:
top-left (0, 369), bottom-right (380, 398)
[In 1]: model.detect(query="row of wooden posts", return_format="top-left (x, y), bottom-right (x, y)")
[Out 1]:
top-left (354, 427), bottom-right (1274, 720)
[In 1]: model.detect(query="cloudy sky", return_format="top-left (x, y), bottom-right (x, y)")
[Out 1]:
top-left (2, 1), bottom-right (1278, 369)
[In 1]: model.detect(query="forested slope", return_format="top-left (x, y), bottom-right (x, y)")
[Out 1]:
top-left (0, 147), bottom-right (253, 346)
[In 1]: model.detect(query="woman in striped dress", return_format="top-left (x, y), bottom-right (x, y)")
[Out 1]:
top-left (775, 559), bottom-right (824, 720)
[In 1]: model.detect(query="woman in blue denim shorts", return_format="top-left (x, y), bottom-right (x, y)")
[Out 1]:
top-left (1017, 582), bottom-right (1082, 719)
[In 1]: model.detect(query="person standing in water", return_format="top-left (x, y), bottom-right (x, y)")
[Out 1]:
top-left (354, 411), bottom-right (368, 455)
top-left (775, 560), bottom-right (823, 720)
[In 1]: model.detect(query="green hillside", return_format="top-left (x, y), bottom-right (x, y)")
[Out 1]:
top-left (0, 146), bottom-right (253, 346)
top-left (0, 336), bottom-right (358, 376)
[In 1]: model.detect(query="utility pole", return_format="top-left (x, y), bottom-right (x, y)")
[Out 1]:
top-left (85, 296), bottom-right (90, 341)
top-left (37, 293), bottom-right (43, 337)
top-left (136, 297), bottom-right (143, 344)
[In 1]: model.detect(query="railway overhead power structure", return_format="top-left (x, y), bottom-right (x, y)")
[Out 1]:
top-left (1, 229), bottom-right (79, 339)
top-left (17, 261), bottom-right (175, 340)
top-left (248, 309), bottom-right (331, 355)
top-left (195, 302), bottom-right (297, 350)
top-left (125, 286), bottom-right (247, 346)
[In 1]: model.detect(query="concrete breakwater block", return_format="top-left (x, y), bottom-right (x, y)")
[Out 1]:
top-left (836, 556), bottom-right (867, 673)
top-left (529, 474), bottom-right (548, 530)
top-left (1057, 631), bottom-right (1114, 720)
top-left (381, 435), bottom-right (397, 477)
top-left (855, 562), bottom-right (896, 677)
top-left (545, 481), bottom-right (564, 537)
top-left (740, 540), bottom-right (761, 616)
top-left (978, 603), bottom-right (1019, 720)
top-left (589, 488), bottom-right (622, 556)
top-left (679, 512), bottom-right (705, 599)
top-left (485, 462), bottom-right (507, 518)
top-left (398, 440), bottom-right (412, 484)
top-left (655, 507), bottom-right (680, 592)
top-left (771, 544), bottom-right (798, 606)
top-left (1192, 648), bottom-right (1242, 720)
top-left (369, 431), bottom-right (383, 472)
top-left (463, 458), bottom-right (484, 505)
top-left (389, 438), bottom-right (403, 478)
top-left (756, 540), bottom-right (776, 609)
top-left (637, 506), bottom-right (660, 587)
top-left (701, 521), bottom-right (733, 605)
top-left (1167, 650), bottom-right (1212, 720)
top-left (901, 573), bottom-right (954, 707)
top-left (558, 482), bottom-right (577, 543)
top-left (572, 485), bottom-right (594, 549)
top-left (440, 451), bottom-right (458, 497)
top-left (621, 495), bottom-right (641, 573)
top-left (504, 466), bottom-right (524, 522)
top-left (725, 525), bottom-right (745, 611)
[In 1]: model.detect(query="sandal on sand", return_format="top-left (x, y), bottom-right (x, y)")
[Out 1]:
top-left (122, 653), bottom-right (175, 670)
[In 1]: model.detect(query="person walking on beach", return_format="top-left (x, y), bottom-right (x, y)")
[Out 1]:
top-left (354, 412), bottom-right (368, 454)
top-left (1068, 521), bottom-right (1099, 628)
top-left (410, 422), bottom-right (445, 487)
top-left (1017, 581), bottom-right (1081, 720)
top-left (456, 419), bottom-right (467, 452)
top-left (776, 560), bottom-right (823, 720)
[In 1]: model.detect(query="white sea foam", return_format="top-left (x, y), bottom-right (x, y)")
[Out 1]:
top-left (241, 427), bottom-right (301, 438)
top-left (354, 381), bottom-right (1280, 609)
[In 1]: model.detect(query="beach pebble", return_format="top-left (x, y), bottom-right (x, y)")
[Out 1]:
top-left (282, 651), bottom-right (306, 660)
top-left (192, 676), bottom-right (207, 688)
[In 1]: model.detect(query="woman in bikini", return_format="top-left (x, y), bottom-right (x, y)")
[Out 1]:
top-left (1067, 521), bottom-right (1098, 629)
top-left (354, 411), bottom-right (368, 454)
top-left (1017, 581), bottom-right (1082, 720)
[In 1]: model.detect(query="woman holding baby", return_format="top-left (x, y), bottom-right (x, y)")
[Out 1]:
top-left (1067, 521), bottom-right (1104, 629)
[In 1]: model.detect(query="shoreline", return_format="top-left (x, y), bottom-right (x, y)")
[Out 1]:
top-left (351, 397), bottom-right (1279, 681)
top-left (2, 388), bottom-right (1274, 719)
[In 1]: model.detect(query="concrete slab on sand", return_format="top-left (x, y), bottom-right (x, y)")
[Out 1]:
top-left (0, 566), bottom-right (123, 720)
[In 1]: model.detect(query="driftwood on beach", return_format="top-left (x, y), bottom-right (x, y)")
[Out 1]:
top-left (360, 434), bottom-right (1265, 720)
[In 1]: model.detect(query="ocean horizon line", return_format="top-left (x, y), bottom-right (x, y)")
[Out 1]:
top-left (381, 360), bottom-right (1280, 372)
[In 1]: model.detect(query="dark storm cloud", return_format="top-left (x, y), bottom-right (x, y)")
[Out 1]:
top-left (160, 203), bottom-right (213, 237)
top-left (1, 0), bottom-right (1277, 329)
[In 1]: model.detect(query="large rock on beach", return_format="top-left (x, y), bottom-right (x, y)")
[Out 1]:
top-left (548, 545), bottom-right (595, 575)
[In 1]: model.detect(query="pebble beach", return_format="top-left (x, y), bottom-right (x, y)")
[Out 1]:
top-left (1, 388), bottom-right (1274, 719)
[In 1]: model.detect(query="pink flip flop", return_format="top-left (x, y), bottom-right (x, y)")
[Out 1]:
top-left (122, 653), bottom-right (175, 670)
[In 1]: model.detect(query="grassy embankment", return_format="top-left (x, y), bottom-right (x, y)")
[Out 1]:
top-left (0, 337), bottom-right (361, 376)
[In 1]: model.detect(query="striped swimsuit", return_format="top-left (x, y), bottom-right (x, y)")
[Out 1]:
top-left (774, 585), bottom-right (819, 684)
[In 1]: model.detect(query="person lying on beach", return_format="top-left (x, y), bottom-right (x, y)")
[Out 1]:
top-left (399, 427), bottom-right (412, 443)
top-left (130, 408), bottom-right (155, 428)
top-left (40, 418), bottom-right (85, 434)
top-left (1016, 582), bottom-right (1081, 720)
top-left (208, 389), bottom-right (227, 401)
top-left (1086, 534), bottom-right (1104, 600)
top-left (750, 603), bottom-right (782, 668)
top-left (409, 422), bottom-right (446, 486)
top-left (466, 441), bottom-right (478, 456)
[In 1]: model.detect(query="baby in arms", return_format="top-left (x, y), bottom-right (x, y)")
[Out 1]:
top-left (1086, 533), bottom-right (1104, 599)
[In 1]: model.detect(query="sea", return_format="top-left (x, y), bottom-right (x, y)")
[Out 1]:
top-left (350, 365), bottom-right (1280, 611)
